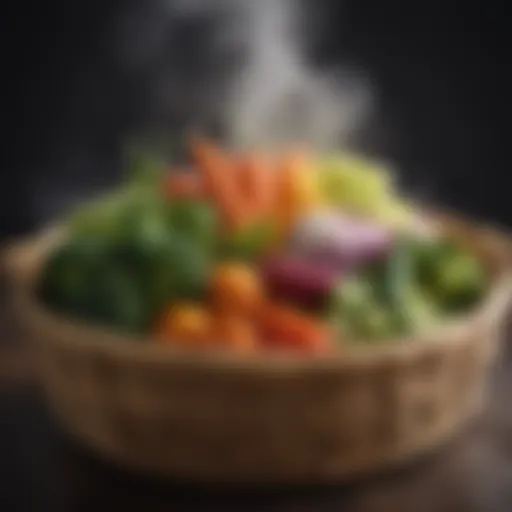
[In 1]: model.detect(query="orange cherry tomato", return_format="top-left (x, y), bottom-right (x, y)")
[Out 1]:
top-left (159, 303), bottom-right (213, 349)
top-left (211, 262), bottom-right (265, 317)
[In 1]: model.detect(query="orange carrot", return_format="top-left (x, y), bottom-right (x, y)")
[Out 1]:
top-left (238, 153), bottom-right (277, 218)
top-left (190, 138), bottom-right (249, 230)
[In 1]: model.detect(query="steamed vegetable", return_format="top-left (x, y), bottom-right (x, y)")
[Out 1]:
top-left (315, 154), bottom-right (423, 234)
top-left (434, 251), bottom-right (486, 310)
top-left (39, 139), bottom-right (490, 353)
top-left (219, 218), bottom-right (278, 261)
top-left (238, 153), bottom-right (277, 219)
top-left (191, 138), bottom-right (248, 231)
top-left (291, 211), bottom-right (392, 268)
top-left (43, 187), bottom-right (214, 332)
top-left (317, 154), bottom-right (393, 214)
top-left (113, 206), bottom-right (212, 306)
top-left (261, 255), bottom-right (342, 310)
top-left (329, 235), bottom-right (485, 342)
top-left (158, 303), bottom-right (213, 349)
top-left (190, 140), bottom-right (275, 230)
top-left (412, 239), bottom-right (486, 311)
top-left (191, 140), bottom-right (283, 234)
top-left (330, 237), bottom-right (426, 341)
top-left (330, 278), bottom-right (389, 341)
top-left (167, 200), bottom-right (218, 252)
top-left (211, 262), bottom-right (265, 317)
top-left (376, 236), bottom-right (442, 336)
top-left (275, 152), bottom-right (322, 239)
top-left (41, 235), bottom-right (149, 333)
top-left (259, 302), bottom-right (333, 354)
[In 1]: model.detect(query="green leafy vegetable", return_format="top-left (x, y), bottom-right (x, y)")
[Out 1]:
top-left (329, 234), bottom-right (488, 343)
top-left (40, 235), bottom-right (149, 333)
top-left (167, 200), bottom-right (219, 252)
top-left (330, 277), bottom-right (393, 342)
top-left (409, 238), bottom-right (487, 312)
top-left (42, 187), bottom-right (215, 334)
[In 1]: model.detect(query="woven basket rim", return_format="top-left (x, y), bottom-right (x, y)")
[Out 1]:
top-left (5, 214), bottom-right (512, 374)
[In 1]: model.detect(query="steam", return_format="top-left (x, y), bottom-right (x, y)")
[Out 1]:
top-left (225, 0), bottom-right (373, 151)
top-left (166, 0), bottom-right (374, 151)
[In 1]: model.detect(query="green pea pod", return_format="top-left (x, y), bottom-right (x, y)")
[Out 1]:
top-left (383, 235), bottom-right (416, 335)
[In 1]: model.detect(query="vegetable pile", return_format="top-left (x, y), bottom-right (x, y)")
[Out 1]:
top-left (39, 139), bottom-right (488, 355)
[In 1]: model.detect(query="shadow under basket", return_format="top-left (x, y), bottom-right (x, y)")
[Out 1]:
top-left (5, 213), bottom-right (512, 484)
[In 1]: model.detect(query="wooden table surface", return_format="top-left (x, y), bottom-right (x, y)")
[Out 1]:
top-left (1, 280), bottom-right (512, 512)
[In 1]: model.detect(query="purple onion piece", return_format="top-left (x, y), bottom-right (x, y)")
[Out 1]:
top-left (291, 212), bottom-right (395, 272)
top-left (261, 256), bottom-right (345, 309)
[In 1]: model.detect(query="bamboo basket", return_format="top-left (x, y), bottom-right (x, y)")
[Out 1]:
top-left (4, 214), bottom-right (512, 484)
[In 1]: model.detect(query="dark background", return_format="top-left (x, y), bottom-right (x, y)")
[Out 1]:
top-left (2, 0), bottom-right (507, 239)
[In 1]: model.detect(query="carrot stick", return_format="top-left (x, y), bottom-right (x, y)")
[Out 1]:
top-left (238, 153), bottom-right (278, 219)
top-left (258, 301), bottom-right (333, 354)
top-left (190, 139), bottom-right (248, 230)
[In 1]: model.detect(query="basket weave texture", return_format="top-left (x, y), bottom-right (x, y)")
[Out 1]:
top-left (6, 215), bottom-right (512, 483)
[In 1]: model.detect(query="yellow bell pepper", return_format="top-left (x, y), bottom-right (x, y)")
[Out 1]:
top-left (275, 153), bottom-right (323, 238)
